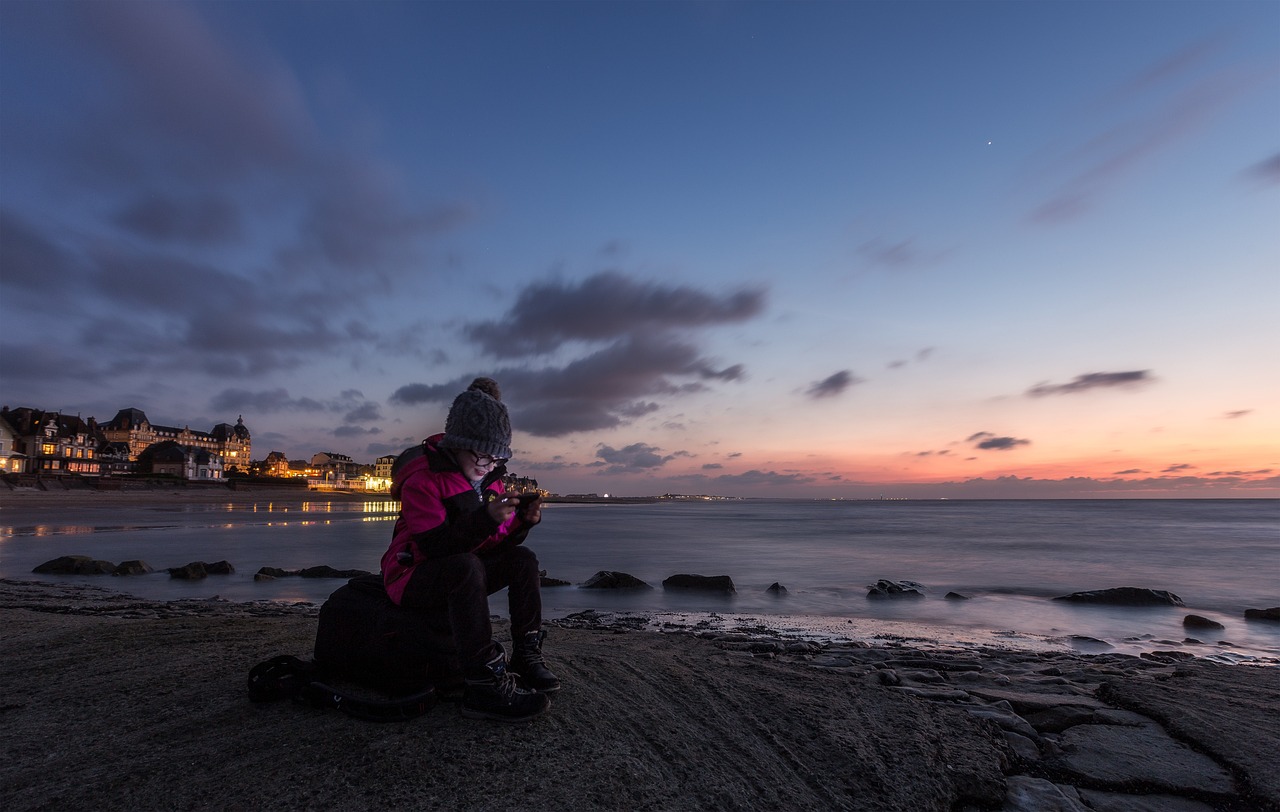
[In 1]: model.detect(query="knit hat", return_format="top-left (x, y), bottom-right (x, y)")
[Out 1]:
top-left (439, 378), bottom-right (512, 459)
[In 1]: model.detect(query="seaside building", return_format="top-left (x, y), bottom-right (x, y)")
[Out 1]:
top-left (0, 407), bottom-right (102, 476)
top-left (263, 451), bottom-right (290, 478)
top-left (101, 408), bottom-right (251, 471)
top-left (0, 411), bottom-right (24, 474)
top-left (145, 441), bottom-right (225, 481)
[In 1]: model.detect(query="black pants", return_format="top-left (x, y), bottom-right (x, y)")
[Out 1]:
top-left (400, 545), bottom-right (543, 673)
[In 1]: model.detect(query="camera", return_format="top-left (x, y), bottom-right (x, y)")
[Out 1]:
top-left (515, 492), bottom-right (540, 506)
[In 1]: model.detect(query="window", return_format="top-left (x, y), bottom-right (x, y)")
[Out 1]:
top-left (42, 443), bottom-right (57, 455)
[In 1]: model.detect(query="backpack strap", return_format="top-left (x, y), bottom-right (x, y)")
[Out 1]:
top-left (247, 654), bottom-right (436, 723)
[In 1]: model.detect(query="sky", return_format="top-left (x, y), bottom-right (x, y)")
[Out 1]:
top-left (1, 1), bottom-right (1277, 499)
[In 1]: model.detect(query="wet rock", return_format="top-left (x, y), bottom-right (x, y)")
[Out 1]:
top-left (33, 555), bottom-right (116, 575)
top-left (298, 565), bottom-right (370, 579)
top-left (1023, 705), bottom-right (1099, 734)
top-left (1244, 606), bottom-right (1280, 621)
top-left (205, 560), bottom-right (235, 575)
top-left (662, 574), bottom-right (735, 593)
top-left (1045, 723), bottom-right (1235, 796)
top-left (168, 562), bottom-right (207, 580)
top-left (540, 574), bottom-right (571, 587)
top-left (766, 582), bottom-right (788, 595)
top-left (1052, 587), bottom-right (1184, 606)
top-left (1003, 776), bottom-right (1088, 812)
top-left (256, 566), bottom-right (294, 578)
top-left (1075, 788), bottom-right (1215, 812)
top-left (112, 560), bottom-right (153, 576)
top-left (945, 591), bottom-right (970, 600)
top-left (867, 579), bottom-right (925, 598)
top-left (580, 570), bottom-right (652, 589)
top-left (1182, 614), bottom-right (1224, 630)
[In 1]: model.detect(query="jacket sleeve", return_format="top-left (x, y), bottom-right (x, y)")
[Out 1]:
top-left (399, 471), bottom-right (500, 559)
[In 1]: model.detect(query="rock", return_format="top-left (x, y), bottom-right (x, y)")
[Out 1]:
top-left (168, 562), bottom-right (208, 580)
top-left (580, 570), bottom-right (652, 589)
top-left (1044, 723), bottom-right (1235, 796)
top-left (540, 575), bottom-right (571, 587)
top-left (256, 566), bottom-right (295, 578)
top-left (662, 574), bottom-right (735, 593)
top-left (963, 704), bottom-right (1039, 739)
top-left (1002, 731), bottom-right (1041, 762)
top-left (1052, 587), bottom-right (1184, 606)
top-left (33, 555), bottom-right (116, 575)
top-left (867, 579), bottom-right (925, 598)
top-left (253, 572), bottom-right (276, 582)
top-left (945, 591), bottom-right (970, 600)
top-left (1075, 788), bottom-right (1216, 812)
top-left (205, 560), bottom-right (235, 575)
top-left (1182, 614), bottom-right (1224, 630)
top-left (112, 560), bottom-right (154, 576)
top-left (766, 582), bottom-right (788, 595)
top-left (963, 688), bottom-right (1104, 716)
top-left (298, 565), bottom-right (370, 579)
top-left (1023, 705), bottom-right (1099, 734)
top-left (1244, 606), bottom-right (1280, 621)
top-left (1003, 776), bottom-right (1089, 812)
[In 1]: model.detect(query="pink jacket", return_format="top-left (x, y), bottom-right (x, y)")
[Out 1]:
top-left (379, 434), bottom-right (526, 605)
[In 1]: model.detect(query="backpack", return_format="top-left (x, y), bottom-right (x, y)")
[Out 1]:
top-left (313, 574), bottom-right (460, 697)
top-left (247, 575), bottom-right (460, 722)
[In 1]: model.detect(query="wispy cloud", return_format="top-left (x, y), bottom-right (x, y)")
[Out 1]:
top-left (806, 370), bottom-right (863, 399)
top-left (967, 432), bottom-right (1031, 451)
top-left (1027, 370), bottom-right (1154, 397)
top-left (1242, 152), bottom-right (1280, 186)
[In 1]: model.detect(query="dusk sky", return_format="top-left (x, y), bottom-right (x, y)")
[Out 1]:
top-left (2, 1), bottom-right (1277, 498)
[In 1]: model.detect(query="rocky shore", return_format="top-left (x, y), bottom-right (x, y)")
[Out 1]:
top-left (1, 579), bottom-right (1276, 811)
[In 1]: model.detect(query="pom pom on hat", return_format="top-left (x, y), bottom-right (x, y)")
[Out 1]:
top-left (439, 378), bottom-right (512, 459)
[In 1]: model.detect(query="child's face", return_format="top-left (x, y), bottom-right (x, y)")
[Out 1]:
top-left (459, 449), bottom-right (505, 481)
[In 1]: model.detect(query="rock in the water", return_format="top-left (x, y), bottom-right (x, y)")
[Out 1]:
top-left (663, 574), bottom-right (735, 593)
top-left (169, 562), bottom-right (208, 580)
top-left (540, 574), bottom-right (571, 587)
top-left (1052, 587), bottom-right (1184, 606)
top-left (1182, 614), bottom-right (1224, 630)
top-left (1244, 606), bottom-right (1280, 621)
top-left (256, 566), bottom-right (295, 578)
top-left (33, 555), bottom-right (116, 575)
top-left (299, 565), bottom-right (370, 579)
top-left (112, 560), bottom-right (153, 576)
top-left (580, 570), bottom-right (652, 589)
top-left (766, 582), bottom-right (788, 595)
top-left (945, 591), bottom-right (970, 600)
top-left (205, 560), bottom-right (235, 575)
top-left (867, 579), bottom-right (925, 598)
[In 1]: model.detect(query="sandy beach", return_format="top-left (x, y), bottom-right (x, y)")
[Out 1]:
top-left (1, 575), bottom-right (1277, 812)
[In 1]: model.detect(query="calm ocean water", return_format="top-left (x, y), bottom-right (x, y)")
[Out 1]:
top-left (3, 498), bottom-right (1277, 660)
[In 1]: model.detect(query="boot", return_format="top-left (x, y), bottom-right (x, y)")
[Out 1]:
top-left (509, 630), bottom-right (561, 693)
top-left (461, 643), bottom-right (551, 723)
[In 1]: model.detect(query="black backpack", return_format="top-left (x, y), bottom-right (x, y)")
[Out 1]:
top-left (247, 575), bottom-right (459, 722)
top-left (313, 574), bottom-right (460, 696)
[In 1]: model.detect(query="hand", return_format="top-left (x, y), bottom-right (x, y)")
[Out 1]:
top-left (486, 492), bottom-right (517, 524)
top-left (518, 495), bottom-right (543, 527)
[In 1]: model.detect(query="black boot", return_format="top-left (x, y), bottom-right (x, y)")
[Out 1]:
top-left (509, 630), bottom-right (561, 693)
top-left (461, 643), bottom-right (551, 723)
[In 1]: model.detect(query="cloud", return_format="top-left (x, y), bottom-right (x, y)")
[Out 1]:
top-left (334, 425), bottom-right (382, 437)
top-left (806, 370), bottom-right (863, 399)
top-left (1223, 410), bottom-right (1252, 419)
top-left (1113, 468), bottom-right (1146, 475)
top-left (1162, 463), bottom-right (1195, 473)
top-left (857, 237), bottom-right (947, 271)
top-left (210, 388), bottom-right (379, 420)
top-left (596, 443), bottom-right (676, 473)
top-left (710, 469), bottom-right (817, 487)
top-left (967, 431), bottom-right (1031, 451)
top-left (1026, 370), bottom-right (1154, 397)
top-left (463, 272), bottom-right (766, 358)
top-left (0, 3), bottom-right (468, 391)
top-left (1026, 37), bottom-right (1256, 224)
top-left (1242, 152), bottom-right (1280, 186)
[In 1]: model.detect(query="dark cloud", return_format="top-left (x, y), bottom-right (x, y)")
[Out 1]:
top-left (710, 469), bottom-right (817, 487)
top-left (1162, 463), bottom-right (1195, 473)
top-left (0, 3), bottom-right (468, 391)
top-left (211, 389), bottom-right (326, 414)
top-left (1224, 410), bottom-right (1252, 419)
top-left (463, 272), bottom-right (766, 358)
top-left (702, 463), bottom-right (724, 470)
top-left (1243, 152), bottom-right (1280, 186)
top-left (1026, 370), bottom-right (1153, 397)
top-left (343, 403), bottom-right (383, 423)
top-left (334, 425), bottom-right (382, 437)
top-left (596, 443), bottom-right (675, 472)
top-left (113, 194), bottom-right (241, 244)
top-left (392, 333), bottom-right (749, 438)
top-left (967, 432), bottom-right (1030, 451)
top-left (806, 370), bottom-right (862, 399)
top-left (1113, 468), bottom-right (1146, 475)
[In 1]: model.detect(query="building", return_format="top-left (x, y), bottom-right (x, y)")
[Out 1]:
top-left (374, 454), bottom-right (396, 479)
top-left (0, 407), bottom-right (101, 476)
top-left (0, 411), bottom-right (24, 474)
top-left (147, 441), bottom-right (224, 480)
top-left (263, 451), bottom-right (290, 478)
top-left (101, 409), bottom-right (251, 471)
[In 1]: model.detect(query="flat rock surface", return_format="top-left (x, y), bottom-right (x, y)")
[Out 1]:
top-left (1045, 723), bottom-right (1235, 796)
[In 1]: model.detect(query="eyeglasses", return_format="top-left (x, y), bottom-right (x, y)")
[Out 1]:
top-left (469, 451), bottom-right (509, 468)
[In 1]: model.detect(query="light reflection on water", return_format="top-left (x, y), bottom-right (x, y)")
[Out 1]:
top-left (1, 498), bottom-right (1277, 660)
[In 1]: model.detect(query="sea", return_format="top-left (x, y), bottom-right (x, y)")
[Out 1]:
top-left (2, 498), bottom-right (1277, 663)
